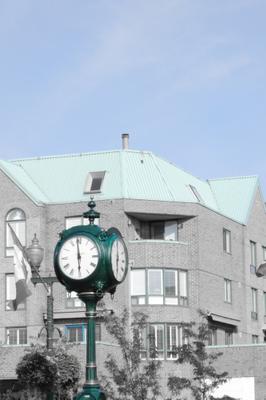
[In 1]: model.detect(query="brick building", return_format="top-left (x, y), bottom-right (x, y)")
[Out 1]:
top-left (0, 136), bottom-right (265, 398)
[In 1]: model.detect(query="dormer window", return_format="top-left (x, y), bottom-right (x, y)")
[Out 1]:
top-left (189, 184), bottom-right (204, 203)
top-left (84, 171), bottom-right (105, 194)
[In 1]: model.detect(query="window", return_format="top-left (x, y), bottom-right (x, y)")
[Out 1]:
top-left (250, 241), bottom-right (257, 273)
top-left (148, 270), bottom-right (163, 304)
top-left (65, 324), bottom-right (101, 343)
top-left (264, 292), bottom-right (266, 316)
top-left (66, 291), bottom-right (84, 308)
top-left (140, 220), bottom-right (179, 241)
top-left (164, 270), bottom-right (178, 305)
top-left (6, 209), bottom-right (26, 256)
top-left (65, 215), bottom-right (99, 229)
top-left (149, 324), bottom-right (164, 359)
top-left (225, 330), bottom-right (233, 345)
top-left (131, 270), bottom-right (146, 305)
top-left (139, 326), bottom-right (147, 359)
top-left (223, 229), bottom-right (231, 254)
top-left (189, 185), bottom-right (204, 203)
top-left (131, 269), bottom-right (188, 306)
top-left (208, 328), bottom-right (217, 346)
top-left (263, 246), bottom-right (266, 261)
top-left (252, 335), bottom-right (259, 344)
top-left (139, 323), bottom-right (187, 360)
top-left (251, 288), bottom-right (258, 320)
top-left (166, 325), bottom-right (186, 359)
top-left (224, 279), bottom-right (232, 303)
top-left (6, 274), bottom-right (25, 311)
top-left (84, 171), bottom-right (105, 194)
top-left (6, 327), bottom-right (27, 345)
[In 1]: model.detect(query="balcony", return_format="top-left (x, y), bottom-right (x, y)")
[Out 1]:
top-left (128, 239), bottom-right (189, 268)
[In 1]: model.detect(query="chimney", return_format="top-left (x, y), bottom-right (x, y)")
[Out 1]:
top-left (122, 133), bottom-right (129, 150)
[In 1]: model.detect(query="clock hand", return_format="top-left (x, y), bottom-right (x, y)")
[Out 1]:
top-left (116, 242), bottom-right (119, 272)
top-left (76, 238), bottom-right (81, 270)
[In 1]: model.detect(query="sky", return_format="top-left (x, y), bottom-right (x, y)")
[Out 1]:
top-left (0, 1), bottom-right (266, 194)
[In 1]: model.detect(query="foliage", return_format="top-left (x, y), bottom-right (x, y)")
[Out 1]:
top-left (167, 312), bottom-right (228, 400)
top-left (101, 309), bottom-right (162, 400)
top-left (16, 340), bottom-right (81, 399)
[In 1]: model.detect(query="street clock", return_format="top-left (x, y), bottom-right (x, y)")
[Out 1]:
top-left (53, 199), bottom-right (129, 399)
top-left (54, 202), bottom-right (128, 296)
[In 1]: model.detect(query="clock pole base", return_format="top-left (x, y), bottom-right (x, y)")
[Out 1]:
top-left (74, 385), bottom-right (106, 400)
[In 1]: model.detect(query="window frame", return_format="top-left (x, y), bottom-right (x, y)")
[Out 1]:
top-left (250, 241), bottom-right (257, 274)
top-left (224, 330), bottom-right (233, 345)
top-left (223, 228), bottom-right (231, 254)
top-left (139, 322), bottom-right (187, 360)
top-left (5, 208), bottom-right (26, 257)
top-left (208, 327), bottom-right (217, 346)
top-left (66, 291), bottom-right (84, 309)
top-left (84, 171), bottom-right (105, 194)
top-left (224, 278), bottom-right (232, 304)
top-left (5, 274), bottom-right (26, 311)
top-left (251, 288), bottom-right (258, 320)
top-left (140, 220), bottom-right (180, 241)
top-left (262, 246), bottom-right (266, 262)
top-left (252, 334), bottom-right (259, 344)
top-left (65, 323), bottom-right (101, 343)
top-left (131, 268), bottom-right (188, 307)
top-left (6, 327), bottom-right (27, 346)
top-left (65, 215), bottom-right (99, 229)
top-left (149, 324), bottom-right (165, 359)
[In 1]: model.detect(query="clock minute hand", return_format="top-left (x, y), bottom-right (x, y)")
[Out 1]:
top-left (76, 238), bottom-right (81, 269)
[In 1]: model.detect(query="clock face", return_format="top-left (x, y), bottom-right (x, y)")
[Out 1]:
top-left (111, 238), bottom-right (127, 282)
top-left (58, 235), bottom-right (99, 280)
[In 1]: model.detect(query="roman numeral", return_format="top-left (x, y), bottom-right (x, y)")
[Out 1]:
top-left (63, 264), bottom-right (70, 269)
top-left (70, 269), bottom-right (74, 276)
top-left (90, 262), bottom-right (96, 268)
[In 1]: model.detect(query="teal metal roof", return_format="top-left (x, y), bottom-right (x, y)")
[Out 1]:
top-left (208, 176), bottom-right (259, 225)
top-left (0, 150), bottom-right (261, 225)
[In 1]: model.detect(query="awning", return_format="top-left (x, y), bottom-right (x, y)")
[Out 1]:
top-left (208, 313), bottom-right (240, 329)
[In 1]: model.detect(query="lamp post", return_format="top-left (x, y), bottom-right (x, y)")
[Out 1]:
top-left (26, 234), bottom-right (58, 399)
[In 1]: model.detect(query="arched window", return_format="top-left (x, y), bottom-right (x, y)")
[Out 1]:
top-left (6, 208), bottom-right (26, 256)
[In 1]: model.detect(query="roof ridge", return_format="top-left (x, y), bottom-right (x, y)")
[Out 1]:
top-left (153, 153), bottom-right (208, 184)
top-left (207, 180), bottom-right (220, 212)
top-left (208, 175), bottom-right (258, 182)
top-left (150, 153), bottom-right (175, 201)
top-left (9, 149), bottom-right (153, 163)
top-left (0, 160), bottom-right (47, 204)
top-left (15, 162), bottom-right (52, 202)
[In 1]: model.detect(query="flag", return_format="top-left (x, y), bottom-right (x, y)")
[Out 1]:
top-left (8, 224), bottom-right (32, 310)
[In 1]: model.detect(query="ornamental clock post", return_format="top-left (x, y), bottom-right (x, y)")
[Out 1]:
top-left (53, 199), bottom-right (128, 400)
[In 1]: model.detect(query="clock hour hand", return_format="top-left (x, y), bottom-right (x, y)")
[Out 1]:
top-left (76, 238), bottom-right (81, 270)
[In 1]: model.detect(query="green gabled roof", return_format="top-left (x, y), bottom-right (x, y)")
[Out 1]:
top-left (208, 176), bottom-right (259, 225)
top-left (0, 149), bottom-right (261, 225)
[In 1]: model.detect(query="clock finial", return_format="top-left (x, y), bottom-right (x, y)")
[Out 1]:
top-left (83, 197), bottom-right (100, 225)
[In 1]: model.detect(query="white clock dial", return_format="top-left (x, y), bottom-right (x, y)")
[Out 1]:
top-left (111, 238), bottom-right (127, 282)
top-left (58, 235), bottom-right (99, 280)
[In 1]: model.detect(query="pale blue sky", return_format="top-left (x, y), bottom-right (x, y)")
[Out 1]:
top-left (0, 1), bottom-right (266, 194)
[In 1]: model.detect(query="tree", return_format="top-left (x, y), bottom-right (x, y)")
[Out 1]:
top-left (16, 340), bottom-right (81, 399)
top-left (167, 312), bottom-right (228, 400)
top-left (101, 309), bottom-right (162, 400)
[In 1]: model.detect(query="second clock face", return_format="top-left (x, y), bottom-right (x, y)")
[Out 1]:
top-left (111, 238), bottom-right (127, 282)
top-left (58, 235), bottom-right (99, 280)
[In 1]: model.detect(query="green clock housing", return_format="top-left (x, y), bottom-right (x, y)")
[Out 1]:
top-left (54, 218), bottom-right (128, 295)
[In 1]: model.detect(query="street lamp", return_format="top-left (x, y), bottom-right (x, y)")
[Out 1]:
top-left (256, 263), bottom-right (266, 277)
top-left (26, 234), bottom-right (58, 350)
